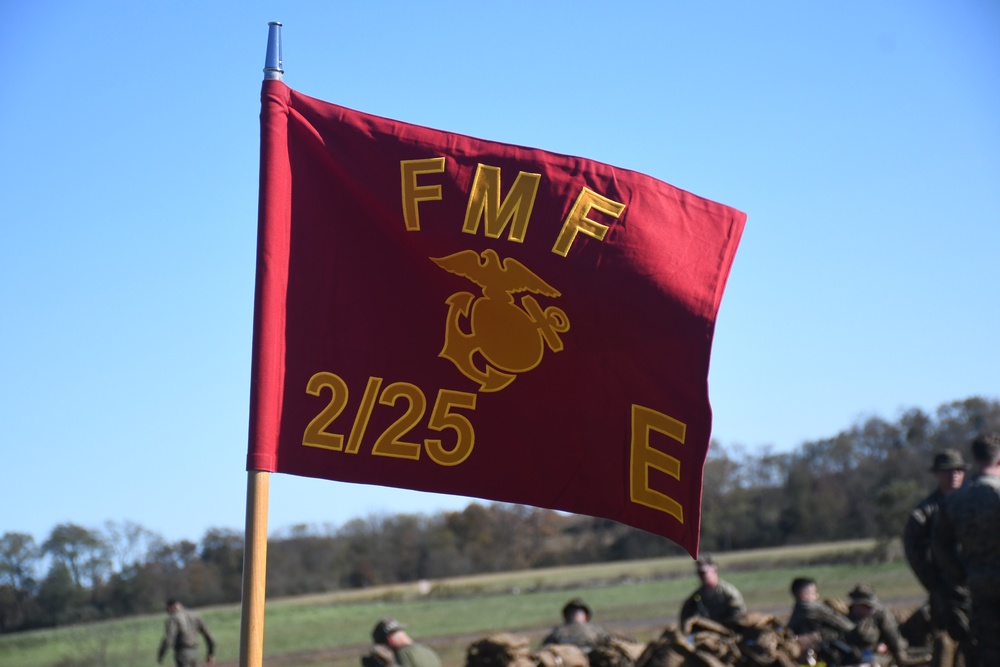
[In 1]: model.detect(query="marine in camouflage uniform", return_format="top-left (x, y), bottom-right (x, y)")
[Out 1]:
top-left (679, 555), bottom-right (746, 629)
top-left (372, 616), bottom-right (442, 667)
top-left (787, 578), bottom-right (855, 642)
top-left (903, 448), bottom-right (969, 667)
top-left (933, 433), bottom-right (1000, 667)
top-left (542, 598), bottom-right (611, 651)
top-left (845, 583), bottom-right (908, 664)
top-left (157, 600), bottom-right (215, 667)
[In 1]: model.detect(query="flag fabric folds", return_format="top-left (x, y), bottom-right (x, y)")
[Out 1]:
top-left (247, 80), bottom-right (746, 555)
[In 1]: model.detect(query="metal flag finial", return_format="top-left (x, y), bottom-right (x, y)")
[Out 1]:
top-left (264, 22), bottom-right (283, 80)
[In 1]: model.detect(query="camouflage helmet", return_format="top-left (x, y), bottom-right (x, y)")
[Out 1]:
top-left (848, 583), bottom-right (878, 607)
top-left (372, 617), bottom-right (405, 644)
top-left (562, 597), bottom-right (592, 620)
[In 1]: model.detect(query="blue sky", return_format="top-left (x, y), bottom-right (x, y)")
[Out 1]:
top-left (1, 2), bottom-right (997, 546)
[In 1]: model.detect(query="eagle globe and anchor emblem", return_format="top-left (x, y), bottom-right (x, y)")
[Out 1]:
top-left (431, 249), bottom-right (569, 392)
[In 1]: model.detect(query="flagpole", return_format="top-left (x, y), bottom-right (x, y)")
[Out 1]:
top-left (239, 21), bottom-right (282, 667)
top-left (239, 470), bottom-right (270, 667)
top-left (263, 21), bottom-right (284, 81)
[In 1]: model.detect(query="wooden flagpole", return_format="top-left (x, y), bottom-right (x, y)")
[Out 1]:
top-left (239, 22), bottom-right (283, 667)
top-left (239, 470), bottom-right (270, 667)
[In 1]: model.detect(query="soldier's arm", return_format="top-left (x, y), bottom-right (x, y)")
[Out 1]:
top-left (199, 617), bottom-right (216, 659)
top-left (725, 584), bottom-right (747, 619)
top-left (931, 506), bottom-right (965, 586)
top-left (876, 608), bottom-right (906, 657)
top-left (816, 604), bottom-right (855, 635)
top-left (903, 509), bottom-right (940, 590)
top-left (710, 584), bottom-right (745, 625)
top-left (679, 595), bottom-right (697, 625)
top-left (158, 619), bottom-right (176, 664)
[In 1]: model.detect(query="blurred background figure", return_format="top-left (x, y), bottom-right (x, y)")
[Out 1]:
top-left (903, 448), bottom-right (969, 667)
top-left (845, 583), bottom-right (909, 666)
top-left (371, 617), bottom-right (442, 667)
top-left (679, 554), bottom-right (746, 629)
top-left (787, 577), bottom-right (855, 665)
top-left (542, 598), bottom-right (611, 651)
top-left (933, 433), bottom-right (1000, 667)
top-left (157, 599), bottom-right (215, 667)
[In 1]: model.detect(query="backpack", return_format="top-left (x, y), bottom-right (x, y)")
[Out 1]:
top-left (466, 633), bottom-right (533, 667)
top-left (588, 637), bottom-right (646, 667)
top-left (534, 644), bottom-right (589, 667)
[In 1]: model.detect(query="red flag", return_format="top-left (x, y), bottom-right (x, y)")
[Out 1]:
top-left (247, 80), bottom-right (745, 555)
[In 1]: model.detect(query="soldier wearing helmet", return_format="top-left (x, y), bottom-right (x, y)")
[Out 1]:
top-left (542, 598), bottom-right (611, 651)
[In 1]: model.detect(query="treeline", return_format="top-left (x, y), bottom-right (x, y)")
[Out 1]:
top-left (1, 396), bottom-right (997, 634)
top-left (700, 396), bottom-right (999, 551)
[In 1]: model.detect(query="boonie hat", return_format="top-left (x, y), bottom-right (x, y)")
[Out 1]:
top-left (930, 449), bottom-right (968, 472)
top-left (848, 583), bottom-right (878, 607)
top-left (372, 617), bottom-right (405, 644)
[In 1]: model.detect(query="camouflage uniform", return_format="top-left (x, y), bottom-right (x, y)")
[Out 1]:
top-left (933, 472), bottom-right (1000, 667)
top-left (542, 620), bottom-right (611, 651)
top-left (846, 586), bottom-right (907, 662)
top-left (906, 489), bottom-right (954, 600)
top-left (905, 482), bottom-right (970, 665)
top-left (787, 599), bottom-right (855, 643)
top-left (157, 605), bottom-right (215, 667)
top-left (679, 579), bottom-right (746, 628)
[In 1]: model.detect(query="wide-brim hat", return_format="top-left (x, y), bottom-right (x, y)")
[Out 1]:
top-left (930, 449), bottom-right (968, 472)
top-left (372, 617), bottom-right (405, 644)
top-left (848, 584), bottom-right (878, 607)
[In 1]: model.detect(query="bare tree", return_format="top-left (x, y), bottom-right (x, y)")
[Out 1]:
top-left (102, 520), bottom-right (159, 573)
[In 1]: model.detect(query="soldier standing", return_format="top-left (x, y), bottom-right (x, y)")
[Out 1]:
top-left (157, 599), bottom-right (215, 667)
top-left (933, 433), bottom-right (1000, 667)
top-left (903, 448), bottom-right (969, 666)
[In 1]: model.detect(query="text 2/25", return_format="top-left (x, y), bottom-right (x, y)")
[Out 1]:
top-left (301, 371), bottom-right (477, 466)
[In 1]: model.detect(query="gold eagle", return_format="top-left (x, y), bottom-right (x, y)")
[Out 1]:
top-left (430, 249), bottom-right (560, 302)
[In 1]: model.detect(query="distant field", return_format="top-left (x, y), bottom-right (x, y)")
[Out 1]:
top-left (0, 539), bottom-right (925, 667)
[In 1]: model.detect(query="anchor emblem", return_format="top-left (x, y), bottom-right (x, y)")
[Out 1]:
top-left (431, 249), bottom-right (570, 392)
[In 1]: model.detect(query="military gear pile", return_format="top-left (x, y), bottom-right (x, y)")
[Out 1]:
top-left (636, 617), bottom-right (740, 667)
top-left (588, 638), bottom-right (647, 667)
top-left (534, 643), bottom-right (589, 667)
top-left (730, 614), bottom-right (801, 667)
top-left (465, 633), bottom-right (647, 667)
top-left (466, 633), bottom-right (535, 667)
top-left (465, 617), bottom-right (802, 667)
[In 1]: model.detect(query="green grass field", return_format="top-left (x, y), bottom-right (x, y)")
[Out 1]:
top-left (0, 539), bottom-right (925, 667)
